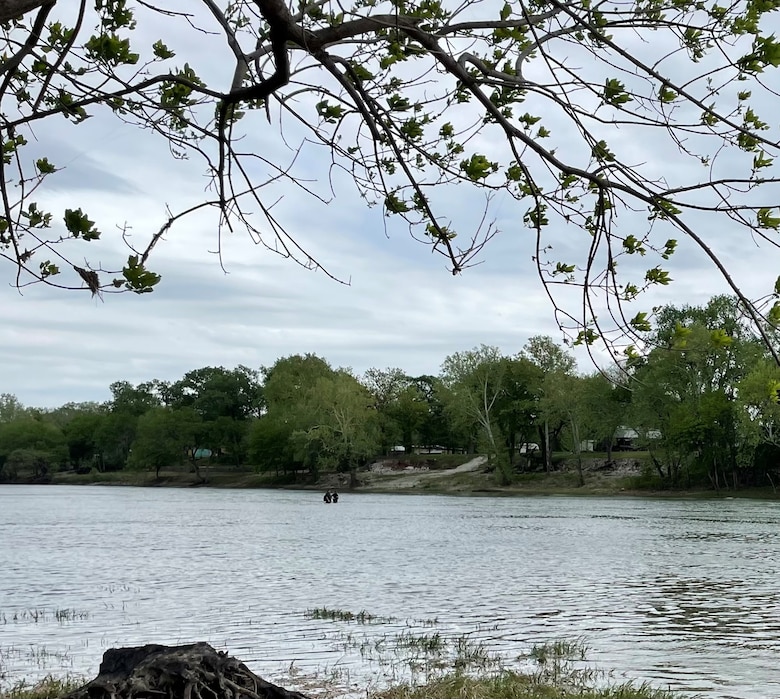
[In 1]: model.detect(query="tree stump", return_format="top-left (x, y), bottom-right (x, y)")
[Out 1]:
top-left (62, 643), bottom-right (310, 699)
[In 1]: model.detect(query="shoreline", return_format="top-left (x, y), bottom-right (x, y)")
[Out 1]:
top-left (3, 456), bottom-right (778, 500)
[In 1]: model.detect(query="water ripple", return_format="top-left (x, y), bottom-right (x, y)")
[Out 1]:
top-left (2, 486), bottom-right (780, 698)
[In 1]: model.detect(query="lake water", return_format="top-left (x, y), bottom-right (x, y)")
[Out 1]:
top-left (1, 485), bottom-right (780, 698)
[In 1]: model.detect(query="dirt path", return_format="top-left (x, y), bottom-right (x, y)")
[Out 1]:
top-left (359, 455), bottom-right (488, 491)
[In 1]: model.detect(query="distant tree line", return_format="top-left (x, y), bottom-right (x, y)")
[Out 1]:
top-left (2, 295), bottom-right (780, 491)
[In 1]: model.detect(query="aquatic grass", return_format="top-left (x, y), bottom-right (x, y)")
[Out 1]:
top-left (394, 632), bottom-right (445, 655)
top-left (369, 670), bottom-right (691, 699)
top-left (413, 616), bottom-right (438, 627)
top-left (0, 676), bottom-right (82, 699)
top-left (454, 636), bottom-right (500, 670)
top-left (304, 607), bottom-right (396, 624)
top-left (528, 637), bottom-right (589, 664)
top-left (305, 607), bottom-right (357, 622)
top-left (0, 610), bottom-right (89, 625)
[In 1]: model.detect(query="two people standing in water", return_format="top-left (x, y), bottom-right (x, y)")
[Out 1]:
top-left (323, 489), bottom-right (339, 503)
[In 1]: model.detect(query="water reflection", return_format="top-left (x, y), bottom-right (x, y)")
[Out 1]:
top-left (1, 487), bottom-right (779, 698)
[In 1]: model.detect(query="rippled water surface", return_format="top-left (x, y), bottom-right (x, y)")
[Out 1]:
top-left (2, 485), bottom-right (780, 698)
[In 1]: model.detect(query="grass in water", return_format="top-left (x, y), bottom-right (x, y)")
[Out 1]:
top-left (528, 637), bottom-right (589, 664)
top-left (0, 677), bottom-right (82, 699)
top-left (394, 632), bottom-right (445, 654)
top-left (370, 671), bottom-right (688, 699)
top-left (304, 607), bottom-right (396, 624)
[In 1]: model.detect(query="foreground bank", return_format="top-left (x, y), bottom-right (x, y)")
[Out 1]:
top-left (0, 640), bottom-right (689, 699)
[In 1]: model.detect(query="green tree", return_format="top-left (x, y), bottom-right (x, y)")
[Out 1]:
top-left (247, 414), bottom-right (296, 476)
top-left (0, 394), bottom-right (29, 423)
top-left (735, 360), bottom-right (780, 488)
top-left (543, 373), bottom-right (589, 486)
top-left (169, 366), bottom-right (262, 465)
top-left (256, 353), bottom-right (339, 476)
top-left (522, 336), bottom-right (576, 472)
top-left (64, 410), bottom-right (105, 469)
top-left (579, 370), bottom-right (631, 460)
top-left (362, 367), bottom-right (409, 453)
top-left (632, 303), bottom-right (761, 488)
top-left (4, 2), bottom-right (780, 356)
top-left (291, 371), bottom-right (379, 479)
top-left (263, 354), bottom-right (336, 411)
top-left (128, 407), bottom-right (195, 479)
top-left (109, 381), bottom-right (161, 416)
top-left (94, 410), bottom-right (136, 470)
top-left (0, 419), bottom-right (67, 477)
top-left (493, 357), bottom-right (542, 471)
top-left (440, 346), bottom-right (504, 451)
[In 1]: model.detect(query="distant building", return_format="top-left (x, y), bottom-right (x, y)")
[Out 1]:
top-left (614, 427), bottom-right (661, 451)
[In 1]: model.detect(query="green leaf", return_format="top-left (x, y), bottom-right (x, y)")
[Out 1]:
top-left (39, 260), bottom-right (59, 278)
top-left (645, 267), bottom-right (672, 285)
top-left (35, 158), bottom-right (56, 175)
top-left (63, 208), bottom-right (100, 240)
top-left (499, 2), bottom-right (511, 20)
top-left (622, 235), bottom-right (646, 255)
top-left (753, 151), bottom-right (773, 169)
top-left (152, 40), bottom-right (175, 59)
top-left (769, 301), bottom-right (780, 325)
top-left (553, 262), bottom-right (575, 276)
top-left (84, 33), bottom-right (139, 67)
top-left (573, 329), bottom-right (599, 346)
top-left (603, 78), bottom-right (631, 106)
top-left (123, 255), bottom-right (161, 293)
top-left (460, 154), bottom-right (498, 181)
top-left (384, 192), bottom-right (410, 214)
top-left (710, 328), bottom-right (733, 347)
top-left (315, 100), bottom-right (344, 123)
top-left (757, 208), bottom-right (780, 229)
top-left (630, 312), bottom-right (652, 332)
top-left (387, 94), bottom-right (411, 111)
top-left (661, 239), bottom-right (677, 260)
top-left (591, 140), bottom-right (615, 162)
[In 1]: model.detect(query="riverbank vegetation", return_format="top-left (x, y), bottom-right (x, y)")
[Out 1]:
top-left (0, 636), bottom-right (689, 699)
top-left (3, 295), bottom-right (780, 494)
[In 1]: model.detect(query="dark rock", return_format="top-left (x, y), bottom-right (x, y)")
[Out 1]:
top-left (62, 642), bottom-right (309, 699)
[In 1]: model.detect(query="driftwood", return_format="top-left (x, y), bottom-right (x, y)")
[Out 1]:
top-left (62, 643), bottom-right (310, 699)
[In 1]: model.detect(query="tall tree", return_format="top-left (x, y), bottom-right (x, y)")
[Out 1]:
top-left (580, 369), bottom-right (631, 460)
top-left (440, 345), bottom-right (510, 479)
top-left (292, 371), bottom-right (379, 478)
top-left (127, 407), bottom-right (196, 479)
top-left (3, 1), bottom-right (780, 358)
top-left (522, 336), bottom-right (576, 472)
top-left (0, 394), bottom-right (28, 423)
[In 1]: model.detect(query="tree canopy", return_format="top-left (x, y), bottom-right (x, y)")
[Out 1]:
top-left (3, 0), bottom-right (780, 358)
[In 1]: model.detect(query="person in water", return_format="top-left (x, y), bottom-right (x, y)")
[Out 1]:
top-left (332, 490), bottom-right (339, 503)
top-left (323, 490), bottom-right (332, 503)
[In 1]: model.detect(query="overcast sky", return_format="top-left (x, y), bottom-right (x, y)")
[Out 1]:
top-left (1, 1), bottom-right (776, 409)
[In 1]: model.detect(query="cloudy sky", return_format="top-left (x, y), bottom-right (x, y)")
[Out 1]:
top-left (1, 1), bottom-right (776, 408)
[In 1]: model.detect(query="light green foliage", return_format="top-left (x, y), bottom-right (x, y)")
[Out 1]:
top-left (290, 371), bottom-right (379, 473)
top-left (254, 353), bottom-right (344, 476)
top-left (631, 296), bottom-right (764, 485)
top-left (0, 0), bottom-right (778, 356)
top-left (0, 393), bottom-right (29, 423)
